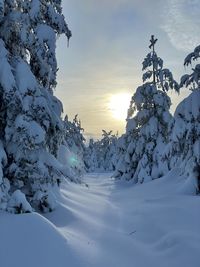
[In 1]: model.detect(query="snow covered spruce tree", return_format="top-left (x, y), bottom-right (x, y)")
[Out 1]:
top-left (112, 133), bottom-right (131, 179)
top-left (58, 115), bottom-right (86, 178)
top-left (97, 130), bottom-right (118, 171)
top-left (164, 45), bottom-right (200, 193)
top-left (84, 131), bottom-right (118, 172)
top-left (0, 0), bottom-right (71, 212)
top-left (63, 115), bottom-right (86, 159)
top-left (114, 36), bottom-right (178, 183)
top-left (84, 138), bottom-right (99, 172)
top-left (106, 131), bottom-right (118, 171)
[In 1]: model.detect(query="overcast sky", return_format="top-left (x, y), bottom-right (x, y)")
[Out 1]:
top-left (55, 0), bottom-right (200, 139)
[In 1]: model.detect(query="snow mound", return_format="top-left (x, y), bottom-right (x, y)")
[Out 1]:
top-left (0, 212), bottom-right (81, 267)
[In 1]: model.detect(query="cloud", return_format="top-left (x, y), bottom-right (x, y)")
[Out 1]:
top-left (162, 0), bottom-right (200, 51)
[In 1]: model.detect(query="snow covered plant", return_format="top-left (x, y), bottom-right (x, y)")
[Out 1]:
top-left (84, 131), bottom-right (118, 172)
top-left (114, 37), bottom-right (178, 183)
top-left (0, 0), bottom-right (71, 213)
top-left (84, 139), bottom-right (99, 172)
top-left (99, 130), bottom-right (118, 171)
top-left (63, 115), bottom-right (86, 162)
top-left (164, 45), bottom-right (200, 193)
top-left (58, 115), bottom-right (86, 180)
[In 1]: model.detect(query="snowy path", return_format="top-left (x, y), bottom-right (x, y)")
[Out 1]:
top-left (46, 171), bottom-right (200, 267)
top-left (1, 172), bottom-right (200, 267)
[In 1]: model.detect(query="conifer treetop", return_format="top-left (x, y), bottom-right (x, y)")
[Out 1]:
top-left (142, 35), bottom-right (179, 93)
top-left (149, 35), bottom-right (158, 84)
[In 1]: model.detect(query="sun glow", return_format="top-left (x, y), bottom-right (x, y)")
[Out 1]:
top-left (109, 93), bottom-right (132, 121)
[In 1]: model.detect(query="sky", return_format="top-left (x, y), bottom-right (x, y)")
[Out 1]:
top-left (55, 0), bottom-right (200, 140)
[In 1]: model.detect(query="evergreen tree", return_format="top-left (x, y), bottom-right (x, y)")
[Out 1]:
top-left (0, 0), bottom-right (71, 212)
top-left (0, 140), bottom-right (9, 210)
top-left (97, 130), bottom-right (117, 171)
top-left (63, 115), bottom-right (85, 157)
top-left (114, 36), bottom-right (178, 183)
top-left (164, 45), bottom-right (200, 193)
top-left (84, 131), bottom-right (118, 172)
top-left (107, 132), bottom-right (118, 171)
top-left (84, 139), bottom-right (99, 172)
top-left (60, 115), bottom-right (86, 177)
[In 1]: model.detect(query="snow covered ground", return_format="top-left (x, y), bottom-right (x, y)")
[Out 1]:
top-left (1, 171), bottom-right (200, 267)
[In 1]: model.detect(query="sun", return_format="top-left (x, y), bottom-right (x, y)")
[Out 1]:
top-left (109, 93), bottom-right (132, 121)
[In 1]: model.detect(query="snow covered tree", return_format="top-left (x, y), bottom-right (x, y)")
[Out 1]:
top-left (97, 130), bottom-right (117, 171)
top-left (0, 0), bottom-right (71, 212)
top-left (164, 45), bottom-right (200, 193)
top-left (107, 132), bottom-right (118, 171)
top-left (58, 114), bottom-right (86, 178)
top-left (84, 139), bottom-right (99, 172)
top-left (63, 115), bottom-right (85, 158)
top-left (114, 36), bottom-right (178, 183)
top-left (113, 132), bottom-right (136, 180)
top-left (84, 131), bottom-right (118, 172)
top-left (0, 141), bottom-right (9, 211)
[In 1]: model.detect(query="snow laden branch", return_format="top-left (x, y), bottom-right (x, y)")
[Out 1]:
top-left (180, 45), bottom-right (200, 90)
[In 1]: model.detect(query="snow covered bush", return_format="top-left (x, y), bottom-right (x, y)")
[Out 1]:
top-left (7, 190), bottom-right (32, 214)
top-left (114, 38), bottom-right (178, 182)
top-left (164, 45), bottom-right (200, 193)
top-left (0, 0), bottom-right (71, 212)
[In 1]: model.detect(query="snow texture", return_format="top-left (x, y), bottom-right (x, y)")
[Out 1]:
top-left (1, 172), bottom-right (200, 267)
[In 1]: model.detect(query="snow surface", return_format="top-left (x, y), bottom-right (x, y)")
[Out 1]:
top-left (1, 172), bottom-right (200, 267)
top-left (0, 212), bottom-right (81, 267)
